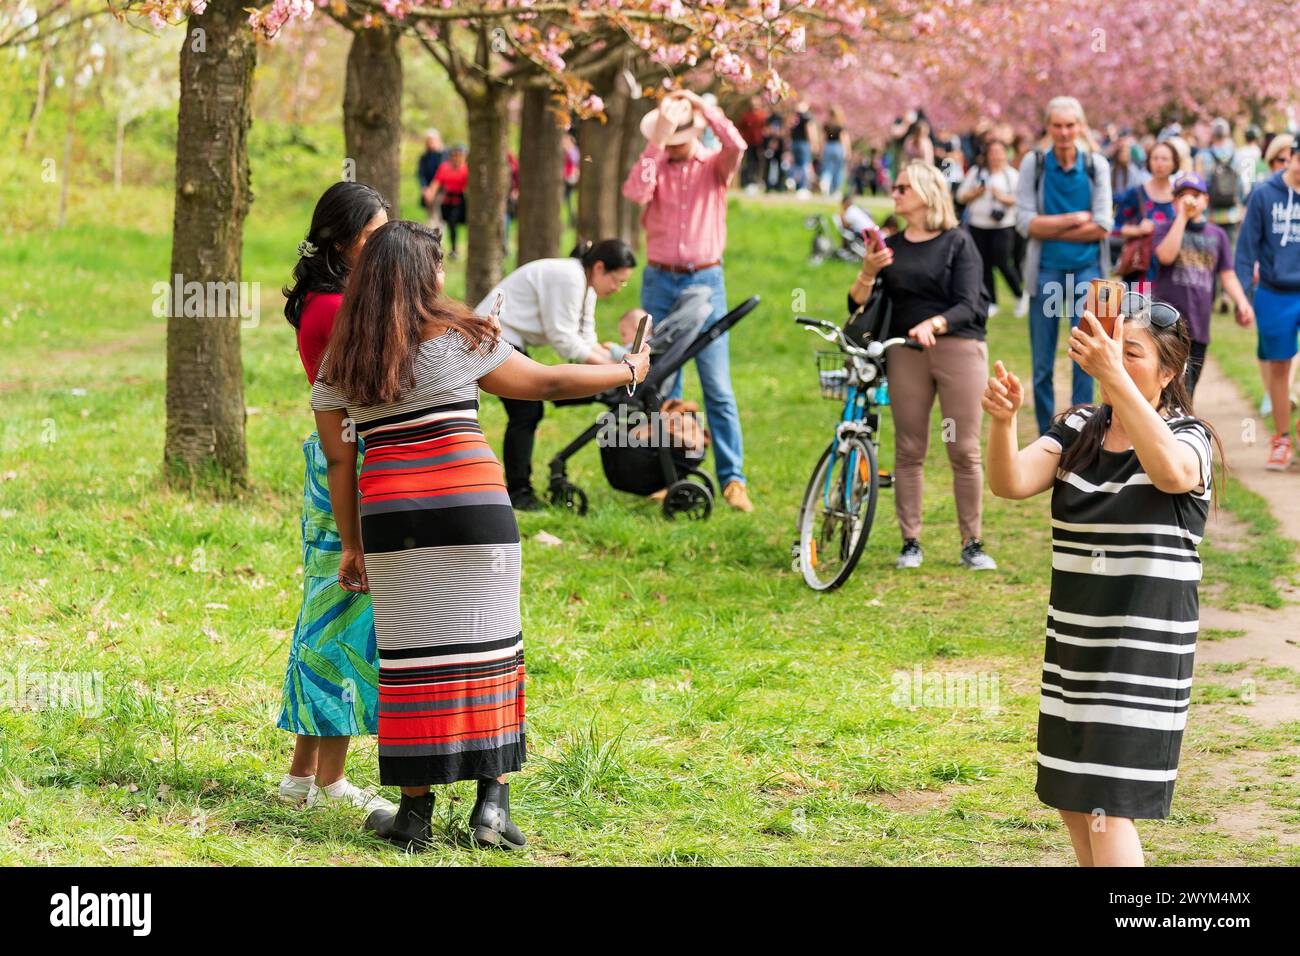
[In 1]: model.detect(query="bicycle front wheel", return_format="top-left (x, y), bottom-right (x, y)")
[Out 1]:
top-left (797, 435), bottom-right (879, 592)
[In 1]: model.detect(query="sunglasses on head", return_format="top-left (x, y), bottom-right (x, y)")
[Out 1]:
top-left (1120, 291), bottom-right (1181, 329)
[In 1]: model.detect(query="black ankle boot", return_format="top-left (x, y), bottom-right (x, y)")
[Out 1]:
top-left (386, 793), bottom-right (435, 851)
top-left (469, 779), bottom-right (526, 850)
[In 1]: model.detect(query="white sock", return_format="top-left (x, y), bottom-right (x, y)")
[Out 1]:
top-left (321, 778), bottom-right (354, 799)
top-left (284, 773), bottom-right (314, 784)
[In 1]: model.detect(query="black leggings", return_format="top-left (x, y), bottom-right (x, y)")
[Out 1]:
top-left (440, 199), bottom-right (465, 251)
top-left (1184, 340), bottom-right (1209, 396)
top-left (968, 224), bottom-right (1023, 303)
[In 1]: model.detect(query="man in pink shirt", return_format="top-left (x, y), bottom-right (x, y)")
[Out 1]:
top-left (622, 89), bottom-right (752, 512)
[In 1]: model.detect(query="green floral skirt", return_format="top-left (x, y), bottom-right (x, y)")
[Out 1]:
top-left (277, 433), bottom-right (379, 736)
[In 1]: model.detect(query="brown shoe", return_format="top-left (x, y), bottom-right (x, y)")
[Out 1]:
top-left (722, 480), bottom-right (753, 512)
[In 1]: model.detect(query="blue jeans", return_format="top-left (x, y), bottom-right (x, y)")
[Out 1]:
top-left (791, 140), bottom-right (812, 190)
top-left (640, 264), bottom-right (745, 487)
top-left (1029, 264), bottom-right (1100, 435)
top-left (820, 141), bottom-right (846, 194)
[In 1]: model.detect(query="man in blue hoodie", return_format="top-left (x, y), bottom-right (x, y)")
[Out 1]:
top-left (1236, 149), bottom-right (1300, 470)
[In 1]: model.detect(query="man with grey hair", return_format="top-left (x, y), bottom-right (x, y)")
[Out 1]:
top-left (1015, 95), bottom-right (1113, 434)
top-left (1195, 117), bottom-right (1249, 312)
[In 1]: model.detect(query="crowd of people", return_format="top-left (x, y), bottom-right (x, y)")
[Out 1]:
top-left (839, 98), bottom-right (1300, 468)
top-left (271, 86), bottom-right (1300, 866)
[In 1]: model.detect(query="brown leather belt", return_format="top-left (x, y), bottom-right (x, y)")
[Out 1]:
top-left (648, 259), bottom-right (721, 274)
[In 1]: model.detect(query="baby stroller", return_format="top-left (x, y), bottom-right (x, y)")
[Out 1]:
top-left (806, 213), bottom-right (867, 265)
top-left (547, 288), bottom-right (761, 520)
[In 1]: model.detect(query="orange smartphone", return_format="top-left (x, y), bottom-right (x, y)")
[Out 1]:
top-left (1085, 278), bottom-right (1125, 336)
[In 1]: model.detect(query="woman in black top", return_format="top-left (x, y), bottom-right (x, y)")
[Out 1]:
top-left (849, 160), bottom-right (994, 571)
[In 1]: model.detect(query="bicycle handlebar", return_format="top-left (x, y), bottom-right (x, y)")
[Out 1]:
top-left (794, 317), bottom-right (923, 355)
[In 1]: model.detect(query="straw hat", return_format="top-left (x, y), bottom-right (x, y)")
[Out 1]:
top-left (640, 97), bottom-right (706, 147)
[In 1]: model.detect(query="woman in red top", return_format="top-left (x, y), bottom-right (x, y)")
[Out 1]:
top-left (432, 143), bottom-right (469, 259)
top-left (276, 182), bottom-right (390, 824)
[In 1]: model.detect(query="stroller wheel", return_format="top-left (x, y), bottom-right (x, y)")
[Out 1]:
top-left (662, 479), bottom-right (712, 521)
top-left (683, 468), bottom-right (717, 500)
top-left (550, 479), bottom-right (589, 516)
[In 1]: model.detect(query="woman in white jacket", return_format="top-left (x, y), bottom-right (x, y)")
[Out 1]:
top-left (476, 239), bottom-right (645, 510)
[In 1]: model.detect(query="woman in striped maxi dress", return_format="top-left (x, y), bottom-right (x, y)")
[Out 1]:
top-left (982, 291), bottom-right (1218, 866)
top-left (309, 220), bottom-right (649, 851)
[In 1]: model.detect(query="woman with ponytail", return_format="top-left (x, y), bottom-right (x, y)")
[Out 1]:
top-left (982, 292), bottom-right (1220, 866)
top-left (276, 182), bottom-right (393, 821)
top-left (474, 238), bottom-right (646, 510)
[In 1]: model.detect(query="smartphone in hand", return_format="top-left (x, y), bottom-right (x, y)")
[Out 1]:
top-left (1084, 278), bottom-right (1125, 337)
top-left (631, 312), bottom-right (651, 353)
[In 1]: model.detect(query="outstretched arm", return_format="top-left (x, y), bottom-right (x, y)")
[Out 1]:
top-left (479, 346), bottom-right (650, 402)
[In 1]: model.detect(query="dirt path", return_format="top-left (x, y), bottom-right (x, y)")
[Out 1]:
top-left (1195, 356), bottom-right (1300, 709)
top-left (1172, 358), bottom-right (1300, 851)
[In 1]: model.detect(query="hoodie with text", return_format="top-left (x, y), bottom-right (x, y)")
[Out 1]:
top-left (1234, 170), bottom-right (1300, 293)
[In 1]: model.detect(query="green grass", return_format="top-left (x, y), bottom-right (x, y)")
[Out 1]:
top-left (1, 129), bottom-right (1298, 866)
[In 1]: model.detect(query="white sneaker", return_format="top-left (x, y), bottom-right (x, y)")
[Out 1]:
top-left (1014, 292), bottom-right (1029, 319)
top-left (896, 539), bottom-right (923, 569)
top-left (960, 538), bottom-right (998, 570)
top-left (316, 778), bottom-right (398, 816)
top-left (987, 302), bottom-right (999, 319)
top-left (278, 773), bottom-right (316, 805)
top-left (796, 188), bottom-right (813, 200)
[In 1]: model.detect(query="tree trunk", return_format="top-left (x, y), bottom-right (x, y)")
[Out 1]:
top-left (618, 92), bottom-right (651, 252)
top-left (114, 110), bottom-right (126, 190)
top-left (463, 85), bottom-right (512, 306)
top-left (576, 68), bottom-right (630, 243)
top-left (23, 49), bottom-right (49, 152)
top-left (343, 24), bottom-right (403, 216)
top-left (57, 96), bottom-right (74, 228)
top-left (164, 1), bottom-right (256, 488)
top-left (515, 87), bottom-right (566, 265)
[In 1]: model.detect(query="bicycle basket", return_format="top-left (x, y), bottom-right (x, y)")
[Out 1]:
top-left (816, 351), bottom-right (851, 401)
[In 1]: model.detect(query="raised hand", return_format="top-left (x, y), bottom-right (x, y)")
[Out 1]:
top-left (859, 243), bottom-right (894, 280)
top-left (1068, 310), bottom-right (1126, 385)
top-left (982, 359), bottom-right (1024, 422)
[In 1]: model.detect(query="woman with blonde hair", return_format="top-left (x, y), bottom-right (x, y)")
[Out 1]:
top-left (849, 161), bottom-right (995, 571)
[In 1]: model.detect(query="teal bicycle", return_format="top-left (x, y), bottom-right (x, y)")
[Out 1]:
top-left (791, 316), bottom-right (919, 591)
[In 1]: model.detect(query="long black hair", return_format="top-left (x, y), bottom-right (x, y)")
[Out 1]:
top-left (1055, 311), bottom-right (1224, 496)
top-left (283, 181), bottom-right (390, 329)
top-left (570, 238), bottom-right (637, 273)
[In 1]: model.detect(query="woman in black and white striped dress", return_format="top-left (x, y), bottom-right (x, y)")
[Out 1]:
top-left (982, 291), bottom-right (1218, 866)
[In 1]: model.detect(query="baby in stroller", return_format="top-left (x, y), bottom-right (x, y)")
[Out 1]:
top-left (548, 286), bottom-right (760, 520)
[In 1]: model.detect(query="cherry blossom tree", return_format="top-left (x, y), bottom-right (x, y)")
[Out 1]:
top-left (246, 0), bottom-right (815, 302)
top-left (788, 0), bottom-right (1300, 141)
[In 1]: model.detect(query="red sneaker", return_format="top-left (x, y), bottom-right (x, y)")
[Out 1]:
top-left (1265, 435), bottom-right (1293, 471)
